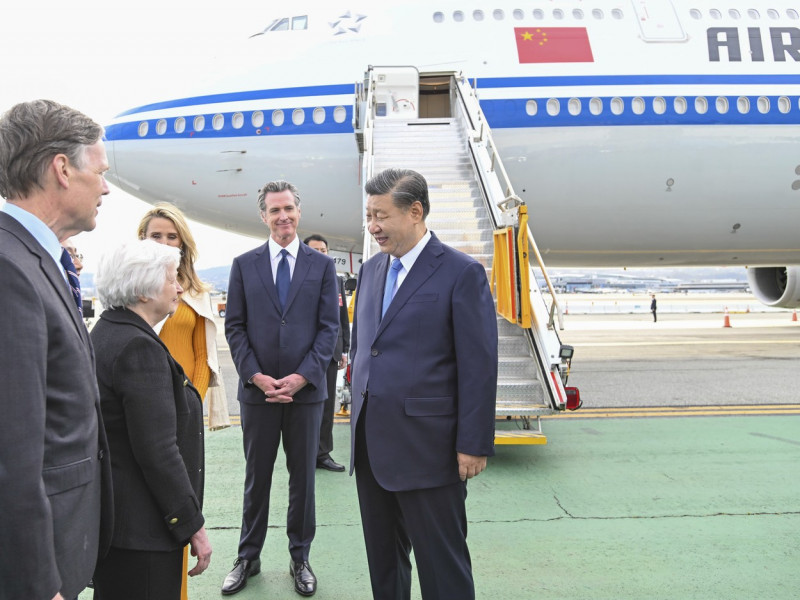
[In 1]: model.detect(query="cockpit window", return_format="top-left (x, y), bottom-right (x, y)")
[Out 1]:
top-left (250, 15), bottom-right (308, 37)
top-left (292, 16), bottom-right (308, 30)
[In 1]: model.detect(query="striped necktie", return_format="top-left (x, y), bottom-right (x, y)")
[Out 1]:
top-left (59, 248), bottom-right (83, 315)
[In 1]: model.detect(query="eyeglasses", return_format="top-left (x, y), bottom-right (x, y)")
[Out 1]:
top-left (69, 252), bottom-right (84, 261)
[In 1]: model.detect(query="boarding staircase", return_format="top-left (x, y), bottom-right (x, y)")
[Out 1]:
top-left (353, 67), bottom-right (578, 443)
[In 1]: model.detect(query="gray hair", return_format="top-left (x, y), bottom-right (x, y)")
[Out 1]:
top-left (95, 240), bottom-right (181, 309)
top-left (365, 168), bottom-right (430, 219)
top-left (0, 99), bottom-right (104, 200)
top-left (257, 180), bottom-right (300, 212)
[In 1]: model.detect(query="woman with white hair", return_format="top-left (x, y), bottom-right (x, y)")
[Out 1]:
top-left (90, 240), bottom-right (212, 600)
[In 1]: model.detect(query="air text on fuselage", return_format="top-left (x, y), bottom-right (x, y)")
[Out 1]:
top-left (708, 27), bottom-right (800, 61)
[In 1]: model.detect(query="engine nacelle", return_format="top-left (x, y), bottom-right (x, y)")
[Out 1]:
top-left (746, 266), bottom-right (800, 308)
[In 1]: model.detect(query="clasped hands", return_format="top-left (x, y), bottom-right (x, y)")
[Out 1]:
top-left (253, 373), bottom-right (308, 403)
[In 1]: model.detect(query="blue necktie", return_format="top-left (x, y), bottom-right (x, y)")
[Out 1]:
top-left (382, 258), bottom-right (402, 318)
top-left (276, 248), bottom-right (290, 311)
top-left (59, 248), bottom-right (83, 315)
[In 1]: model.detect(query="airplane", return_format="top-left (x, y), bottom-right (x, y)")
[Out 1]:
top-left (103, 0), bottom-right (800, 309)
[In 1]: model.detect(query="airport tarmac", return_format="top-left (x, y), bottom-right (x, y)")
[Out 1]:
top-left (79, 296), bottom-right (800, 599)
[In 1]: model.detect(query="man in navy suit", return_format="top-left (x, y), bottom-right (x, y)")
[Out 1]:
top-left (349, 169), bottom-right (498, 599)
top-left (223, 180), bottom-right (339, 597)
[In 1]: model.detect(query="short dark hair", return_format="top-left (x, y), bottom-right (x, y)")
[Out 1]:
top-left (303, 234), bottom-right (328, 247)
top-left (365, 168), bottom-right (430, 219)
top-left (257, 180), bottom-right (300, 212)
top-left (0, 99), bottom-right (103, 200)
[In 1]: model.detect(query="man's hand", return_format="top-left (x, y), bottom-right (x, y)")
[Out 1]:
top-left (338, 354), bottom-right (348, 370)
top-left (188, 526), bottom-right (212, 577)
top-left (271, 373), bottom-right (308, 401)
top-left (252, 373), bottom-right (293, 403)
top-left (52, 594), bottom-right (64, 600)
top-left (457, 453), bottom-right (487, 481)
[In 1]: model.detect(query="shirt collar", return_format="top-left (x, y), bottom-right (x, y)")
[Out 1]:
top-left (1, 202), bottom-right (63, 266)
top-left (268, 235), bottom-right (300, 260)
top-left (393, 229), bottom-right (431, 273)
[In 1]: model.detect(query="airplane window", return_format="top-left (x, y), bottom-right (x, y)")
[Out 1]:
top-left (453, 10), bottom-right (464, 22)
top-left (232, 112), bottom-right (244, 129)
top-left (573, 9), bottom-right (584, 20)
top-left (533, 9), bottom-right (544, 20)
top-left (568, 98), bottom-right (581, 116)
top-left (473, 10), bottom-right (484, 21)
top-left (653, 97), bottom-right (666, 115)
top-left (493, 9), bottom-right (504, 21)
top-left (525, 100), bottom-right (538, 116)
top-left (631, 97), bottom-right (645, 115)
top-left (292, 108), bottom-right (305, 125)
top-left (174, 117), bottom-right (185, 134)
top-left (213, 114), bottom-right (224, 130)
top-left (193, 116), bottom-right (205, 132)
top-left (737, 97), bottom-right (750, 114)
top-left (513, 9), bottom-right (524, 20)
top-left (313, 107), bottom-right (325, 124)
top-left (553, 9), bottom-right (564, 20)
top-left (611, 9), bottom-right (623, 20)
top-left (589, 98), bottom-right (603, 115)
top-left (156, 119), bottom-right (167, 135)
top-left (252, 111), bottom-right (264, 128)
top-left (689, 9), bottom-right (701, 20)
top-left (695, 97), bottom-right (708, 114)
top-left (433, 12), bottom-right (444, 23)
top-left (777, 97), bottom-right (791, 113)
top-left (138, 121), bottom-right (148, 137)
top-left (292, 16), bottom-right (308, 30)
top-left (757, 97), bottom-right (770, 114)
top-left (272, 110), bottom-right (284, 127)
top-left (729, 9), bottom-right (741, 20)
top-left (271, 18), bottom-right (289, 32)
top-left (747, 9), bottom-right (760, 20)
top-left (709, 9), bottom-right (722, 20)
top-left (788, 9), bottom-right (800, 20)
top-left (592, 9), bottom-right (604, 20)
top-left (715, 97), bottom-right (729, 114)
top-left (610, 97), bottom-right (624, 115)
top-left (546, 98), bottom-right (560, 116)
top-left (767, 9), bottom-right (780, 20)
top-left (674, 97), bottom-right (687, 114)
top-left (333, 106), bottom-right (347, 123)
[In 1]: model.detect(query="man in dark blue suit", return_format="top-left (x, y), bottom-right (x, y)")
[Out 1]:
top-left (223, 180), bottom-right (339, 597)
top-left (349, 169), bottom-right (498, 599)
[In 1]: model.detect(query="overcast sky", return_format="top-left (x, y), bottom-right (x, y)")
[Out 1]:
top-left (0, 1), bottom-right (315, 271)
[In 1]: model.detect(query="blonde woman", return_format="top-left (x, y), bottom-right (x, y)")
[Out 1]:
top-left (138, 203), bottom-right (230, 599)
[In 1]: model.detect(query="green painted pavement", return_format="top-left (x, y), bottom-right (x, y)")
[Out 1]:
top-left (81, 414), bottom-right (800, 599)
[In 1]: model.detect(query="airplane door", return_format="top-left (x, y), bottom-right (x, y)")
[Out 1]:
top-left (631, 0), bottom-right (687, 42)
top-left (372, 66), bottom-right (419, 119)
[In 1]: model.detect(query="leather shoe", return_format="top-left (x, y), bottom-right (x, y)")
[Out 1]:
top-left (316, 456), bottom-right (345, 472)
top-left (221, 557), bottom-right (261, 595)
top-left (290, 560), bottom-right (317, 596)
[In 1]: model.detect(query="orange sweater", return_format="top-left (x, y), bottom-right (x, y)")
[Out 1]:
top-left (159, 301), bottom-right (211, 399)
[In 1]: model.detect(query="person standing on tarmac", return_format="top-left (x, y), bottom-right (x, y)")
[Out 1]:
top-left (651, 293), bottom-right (658, 322)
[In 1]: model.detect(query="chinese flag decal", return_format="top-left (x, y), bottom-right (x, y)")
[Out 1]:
top-left (515, 27), bottom-right (594, 63)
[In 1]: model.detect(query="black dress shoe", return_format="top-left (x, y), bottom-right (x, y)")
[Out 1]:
top-left (290, 560), bottom-right (317, 596)
top-left (316, 456), bottom-right (345, 472)
top-left (221, 557), bottom-right (261, 595)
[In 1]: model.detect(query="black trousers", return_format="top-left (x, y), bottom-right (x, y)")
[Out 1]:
top-left (93, 546), bottom-right (183, 600)
top-left (318, 359), bottom-right (339, 460)
top-left (238, 400), bottom-right (323, 563)
top-left (354, 401), bottom-right (474, 600)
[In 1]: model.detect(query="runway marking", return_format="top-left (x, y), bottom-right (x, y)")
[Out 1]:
top-left (207, 405), bottom-right (800, 427)
top-left (749, 432), bottom-right (800, 446)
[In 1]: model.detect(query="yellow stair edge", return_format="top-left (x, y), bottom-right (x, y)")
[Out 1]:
top-left (494, 431), bottom-right (547, 445)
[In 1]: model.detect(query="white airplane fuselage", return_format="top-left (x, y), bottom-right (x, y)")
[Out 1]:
top-left (104, 1), bottom-right (800, 303)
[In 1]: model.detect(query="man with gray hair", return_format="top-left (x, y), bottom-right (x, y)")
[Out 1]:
top-left (223, 180), bottom-right (339, 597)
top-left (0, 100), bottom-right (113, 599)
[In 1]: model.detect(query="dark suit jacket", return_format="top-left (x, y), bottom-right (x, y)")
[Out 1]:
top-left (225, 240), bottom-right (339, 404)
top-left (334, 275), bottom-right (351, 359)
top-left (349, 233), bottom-right (498, 491)
top-left (0, 212), bottom-right (112, 600)
top-left (91, 308), bottom-right (205, 551)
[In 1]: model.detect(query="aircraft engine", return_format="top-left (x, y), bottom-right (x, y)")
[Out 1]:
top-left (746, 266), bottom-right (800, 308)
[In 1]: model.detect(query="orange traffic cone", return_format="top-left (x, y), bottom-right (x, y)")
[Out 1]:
top-left (564, 302), bottom-right (569, 315)
top-left (792, 310), bottom-right (797, 322)
top-left (723, 307), bottom-right (732, 328)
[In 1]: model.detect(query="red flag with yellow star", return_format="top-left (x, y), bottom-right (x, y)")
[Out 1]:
top-left (515, 27), bottom-right (594, 63)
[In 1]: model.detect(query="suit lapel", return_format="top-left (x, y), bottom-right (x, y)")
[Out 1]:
top-left (253, 242), bottom-right (282, 313)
